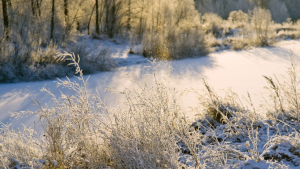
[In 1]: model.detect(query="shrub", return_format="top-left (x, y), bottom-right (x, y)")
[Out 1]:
top-left (202, 13), bottom-right (224, 37)
top-left (0, 124), bottom-right (43, 168)
top-left (231, 36), bottom-right (251, 50)
top-left (228, 7), bottom-right (276, 50)
top-left (249, 7), bottom-right (275, 47)
top-left (228, 10), bottom-right (249, 28)
top-left (9, 53), bottom-right (111, 168)
top-left (0, 37), bottom-right (71, 83)
top-left (99, 61), bottom-right (189, 168)
top-left (68, 43), bottom-right (117, 74)
top-left (142, 28), bottom-right (208, 60)
top-left (142, 34), bottom-right (171, 60)
top-left (0, 37), bottom-right (116, 83)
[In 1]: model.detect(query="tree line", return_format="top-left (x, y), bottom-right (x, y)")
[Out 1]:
top-left (1, 0), bottom-right (300, 42)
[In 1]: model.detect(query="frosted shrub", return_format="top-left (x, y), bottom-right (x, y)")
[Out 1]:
top-left (229, 7), bottom-right (276, 50)
top-left (142, 34), bottom-right (171, 60)
top-left (99, 62), bottom-right (188, 168)
top-left (249, 7), bottom-right (276, 47)
top-left (0, 37), bottom-right (116, 83)
top-left (10, 53), bottom-right (110, 168)
top-left (140, 0), bottom-right (208, 60)
top-left (202, 13), bottom-right (224, 37)
top-left (0, 37), bottom-right (70, 83)
top-left (142, 28), bottom-right (208, 60)
top-left (68, 43), bottom-right (117, 74)
top-left (231, 36), bottom-right (252, 50)
top-left (228, 10), bottom-right (249, 28)
top-left (0, 124), bottom-right (42, 168)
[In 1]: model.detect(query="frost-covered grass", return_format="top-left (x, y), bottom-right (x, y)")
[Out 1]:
top-left (0, 35), bottom-right (116, 83)
top-left (1, 52), bottom-right (300, 168)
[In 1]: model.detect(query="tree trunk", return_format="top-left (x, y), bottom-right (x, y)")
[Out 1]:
top-left (139, 0), bottom-right (145, 36)
top-left (7, 0), bottom-right (11, 10)
top-left (127, 0), bottom-right (131, 32)
top-left (98, 0), bottom-right (104, 32)
top-left (109, 0), bottom-right (116, 38)
top-left (104, 0), bottom-right (110, 34)
top-left (37, 0), bottom-right (42, 17)
top-left (50, 0), bottom-right (55, 40)
top-left (64, 0), bottom-right (70, 31)
top-left (31, 0), bottom-right (36, 16)
top-left (95, 0), bottom-right (100, 34)
top-left (87, 4), bottom-right (96, 35)
top-left (1, 0), bottom-right (9, 39)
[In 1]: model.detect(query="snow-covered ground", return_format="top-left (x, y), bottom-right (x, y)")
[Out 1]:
top-left (0, 38), bottom-right (299, 129)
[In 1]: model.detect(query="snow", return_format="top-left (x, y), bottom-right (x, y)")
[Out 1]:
top-left (0, 38), bottom-right (300, 130)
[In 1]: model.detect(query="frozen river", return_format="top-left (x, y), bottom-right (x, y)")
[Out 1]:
top-left (0, 40), bottom-right (299, 129)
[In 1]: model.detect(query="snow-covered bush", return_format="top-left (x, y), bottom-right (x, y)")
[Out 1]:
top-left (202, 13), bottom-right (224, 37)
top-left (228, 10), bottom-right (249, 28)
top-left (231, 36), bottom-right (251, 50)
top-left (227, 7), bottom-right (276, 50)
top-left (0, 124), bottom-right (43, 168)
top-left (0, 37), bottom-right (116, 83)
top-left (141, 0), bottom-right (208, 60)
top-left (249, 7), bottom-right (276, 47)
top-left (98, 62), bottom-right (190, 168)
top-left (0, 37), bottom-right (71, 83)
top-left (68, 43), bottom-right (117, 74)
top-left (142, 28), bottom-right (208, 60)
top-left (9, 53), bottom-right (111, 168)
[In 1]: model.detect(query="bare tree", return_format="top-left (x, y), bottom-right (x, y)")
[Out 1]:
top-left (127, 0), bottom-right (131, 32)
top-left (95, 0), bottom-right (100, 34)
top-left (37, 0), bottom-right (42, 17)
top-left (1, 0), bottom-right (9, 39)
top-left (31, 0), bottom-right (36, 16)
top-left (139, 0), bottom-right (145, 36)
top-left (87, 4), bottom-right (96, 35)
top-left (64, 0), bottom-right (70, 31)
top-left (104, 0), bottom-right (123, 38)
top-left (30, 0), bottom-right (42, 17)
top-left (50, 0), bottom-right (55, 40)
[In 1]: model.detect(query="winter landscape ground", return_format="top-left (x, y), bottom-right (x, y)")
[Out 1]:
top-left (1, 37), bottom-right (300, 168)
top-left (1, 38), bottom-right (300, 129)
